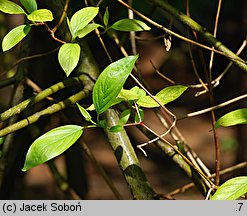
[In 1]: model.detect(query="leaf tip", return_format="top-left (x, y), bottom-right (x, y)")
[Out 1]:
top-left (21, 167), bottom-right (27, 172)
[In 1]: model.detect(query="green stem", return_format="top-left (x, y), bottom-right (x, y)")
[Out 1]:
top-left (0, 74), bottom-right (87, 122)
top-left (0, 77), bottom-right (16, 89)
top-left (104, 109), bottom-right (156, 199)
top-left (0, 89), bottom-right (89, 137)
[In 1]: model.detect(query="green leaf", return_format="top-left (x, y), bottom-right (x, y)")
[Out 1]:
top-left (137, 96), bottom-right (161, 108)
top-left (156, 85), bottom-right (188, 105)
top-left (136, 85), bottom-right (187, 108)
top-left (76, 103), bottom-right (92, 123)
top-left (118, 89), bottom-right (140, 101)
top-left (77, 23), bottom-right (102, 38)
top-left (103, 7), bottom-right (109, 27)
top-left (215, 109), bottom-right (247, 128)
top-left (27, 9), bottom-right (53, 22)
top-left (66, 17), bottom-right (73, 35)
top-left (130, 86), bottom-right (146, 98)
top-left (118, 109), bottom-right (131, 125)
top-left (70, 7), bottom-right (99, 39)
top-left (109, 125), bottom-right (124, 132)
top-left (22, 125), bottom-right (83, 171)
top-left (98, 119), bottom-right (107, 129)
top-left (111, 19), bottom-right (151, 32)
top-left (58, 43), bottom-right (81, 77)
top-left (210, 176), bottom-right (247, 200)
top-left (108, 97), bottom-right (125, 108)
top-left (93, 55), bottom-right (138, 114)
top-left (118, 86), bottom-right (146, 102)
top-left (2, 24), bottom-right (31, 52)
top-left (0, 0), bottom-right (26, 15)
top-left (0, 137), bottom-right (5, 145)
top-left (20, 0), bottom-right (37, 13)
top-left (87, 104), bottom-right (95, 111)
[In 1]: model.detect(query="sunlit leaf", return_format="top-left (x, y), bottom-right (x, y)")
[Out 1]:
top-left (66, 17), bottom-right (73, 35)
top-left (215, 108), bottom-right (247, 128)
top-left (93, 55), bottom-right (138, 114)
top-left (20, 0), bottom-right (37, 13)
top-left (22, 125), bottom-right (83, 171)
top-left (70, 7), bottom-right (99, 39)
top-left (2, 24), bottom-right (31, 51)
top-left (0, 0), bottom-right (26, 15)
top-left (87, 104), bottom-right (95, 111)
top-left (76, 103), bottom-right (93, 123)
top-left (118, 89), bottom-right (139, 101)
top-left (118, 109), bottom-right (131, 125)
top-left (111, 19), bottom-right (151, 31)
top-left (137, 96), bottom-right (161, 108)
top-left (130, 86), bottom-right (146, 98)
top-left (136, 85), bottom-right (187, 108)
top-left (156, 85), bottom-right (188, 105)
top-left (27, 9), bottom-right (53, 22)
top-left (58, 43), bottom-right (81, 76)
top-left (210, 176), bottom-right (247, 200)
top-left (77, 23), bottom-right (102, 38)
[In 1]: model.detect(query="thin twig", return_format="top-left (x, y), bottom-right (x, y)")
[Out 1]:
top-left (95, 28), bottom-right (113, 62)
top-left (116, 0), bottom-right (247, 68)
top-left (209, 0), bottom-right (222, 77)
top-left (150, 59), bottom-right (216, 90)
top-left (185, 0), bottom-right (208, 93)
top-left (128, 0), bottom-right (137, 55)
top-left (0, 76), bottom-right (16, 89)
top-left (0, 48), bottom-right (59, 78)
top-left (150, 60), bottom-right (175, 85)
top-left (138, 122), bottom-right (215, 188)
top-left (25, 78), bottom-right (56, 101)
top-left (135, 34), bottom-right (166, 41)
top-left (190, 38), bottom-right (246, 96)
top-left (167, 162), bottom-right (247, 197)
top-left (179, 94), bottom-right (247, 120)
top-left (210, 108), bottom-right (220, 186)
top-left (41, 23), bottom-right (66, 44)
top-left (214, 38), bottom-right (247, 83)
top-left (52, 0), bottom-right (70, 33)
top-left (108, 32), bottom-right (178, 135)
top-left (80, 140), bottom-right (123, 199)
top-left (208, 1), bottom-right (223, 185)
top-left (156, 112), bottom-right (212, 178)
top-left (96, 0), bottom-right (104, 7)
